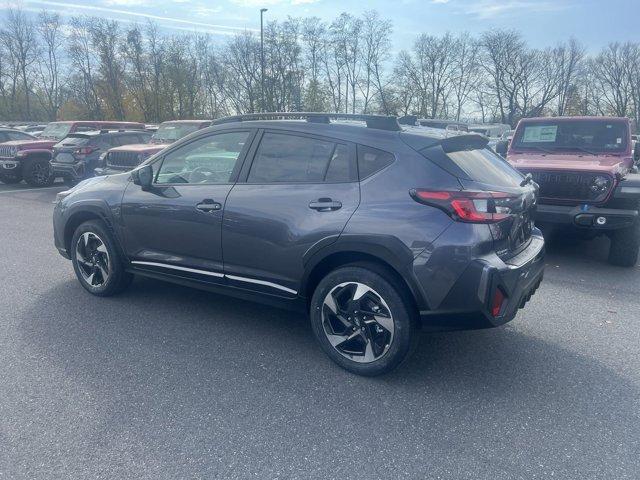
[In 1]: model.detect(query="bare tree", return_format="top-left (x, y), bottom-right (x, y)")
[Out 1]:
top-left (359, 10), bottom-right (392, 114)
top-left (68, 17), bottom-right (102, 119)
top-left (1, 8), bottom-right (38, 119)
top-left (555, 38), bottom-right (585, 116)
top-left (450, 33), bottom-right (480, 121)
top-left (36, 11), bottom-right (65, 121)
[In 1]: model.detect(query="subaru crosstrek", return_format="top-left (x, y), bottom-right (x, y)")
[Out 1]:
top-left (53, 113), bottom-right (545, 376)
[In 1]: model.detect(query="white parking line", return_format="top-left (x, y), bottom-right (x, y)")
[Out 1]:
top-left (0, 186), bottom-right (66, 194)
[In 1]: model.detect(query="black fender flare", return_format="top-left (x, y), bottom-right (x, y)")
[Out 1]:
top-left (62, 200), bottom-right (125, 255)
top-left (300, 234), bottom-right (428, 310)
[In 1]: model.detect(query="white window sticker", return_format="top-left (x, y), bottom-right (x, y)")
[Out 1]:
top-left (522, 125), bottom-right (558, 143)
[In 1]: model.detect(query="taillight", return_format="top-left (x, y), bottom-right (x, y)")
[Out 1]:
top-left (410, 189), bottom-right (517, 223)
top-left (74, 146), bottom-right (96, 155)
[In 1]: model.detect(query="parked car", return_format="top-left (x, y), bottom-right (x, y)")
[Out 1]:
top-left (417, 118), bottom-right (469, 132)
top-left (0, 129), bottom-right (38, 184)
top-left (53, 112), bottom-right (544, 376)
top-left (507, 116), bottom-right (640, 266)
top-left (0, 121), bottom-right (145, 186)
top-left (96, 120), bottom-right (211, 175)
top-left (50, 130), bottom-right (152, 186)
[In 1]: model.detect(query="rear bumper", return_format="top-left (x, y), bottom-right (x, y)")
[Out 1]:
top-left (535, 203), bottom-right (638, 230)
top-left (419, 233), bottom-right (545, 331)
top-left (50, 161), bottom-right (85, 181)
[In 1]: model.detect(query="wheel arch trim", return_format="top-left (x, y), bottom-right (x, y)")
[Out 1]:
top-left (300, 234), bottom-right (428, 310)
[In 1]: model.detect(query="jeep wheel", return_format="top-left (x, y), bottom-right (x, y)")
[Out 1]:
top-left (0, 173), bottom-right (22, 184)
top-left (71, 220), bottom-right (133, 296)
top-left (608, 225), bottom-right (640, 267)
top-left (23, 158), bottom-right (54, 187)
top-left (310, 265), bottom-right (418, 376)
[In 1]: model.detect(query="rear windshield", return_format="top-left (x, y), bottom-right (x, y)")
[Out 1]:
top-left (40, 123), bottom-right (72, 141)
top-left (56, 135), bottom-right (90, 147)
top-left (152, 123), bottom-right (201, 143)
top-left (512, 120), bottom-right (629, 153)
top-left (446, 148), bottom-right (524, 187)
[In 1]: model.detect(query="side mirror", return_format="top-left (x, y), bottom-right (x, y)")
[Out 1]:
top-left (133, 164), bottom-right (153, 190)
top-left (495, 140), bottom-right (508, 157)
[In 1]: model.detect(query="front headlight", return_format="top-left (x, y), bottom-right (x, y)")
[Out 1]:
top-left (589, 175), bottom-right (611, 198)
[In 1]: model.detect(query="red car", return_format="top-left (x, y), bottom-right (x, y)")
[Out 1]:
top-left (0, 121), bottom-right (145, 186)
top-left (507, 116), bottom-right (640, 266)
top-left (98, 120), bottom-right (211, 174)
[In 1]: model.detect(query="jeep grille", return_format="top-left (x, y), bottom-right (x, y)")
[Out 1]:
top-left (106, 151), bottom-right (140, 170)
top-left (522, 170), bottom-right (614, 204)
top-left (0, 145), bottom-right (18, 158)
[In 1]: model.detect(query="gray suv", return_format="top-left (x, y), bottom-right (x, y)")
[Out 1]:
top-left (53, 113), bottom-right (545, 376)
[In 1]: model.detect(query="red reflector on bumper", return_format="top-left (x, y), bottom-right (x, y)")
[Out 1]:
top-left (492, 288), bottom-right (506, 317)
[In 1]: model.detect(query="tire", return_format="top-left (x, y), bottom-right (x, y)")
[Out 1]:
top-left (70, 220), bottom-right (133, 296)
top-left (309, 264), bottom-right (419, 376)
top-left (608, 225), bottom-right (640, 267)
top-left (22, 157), bottom-right (54, 187)
top-left (0, 173), bottom-right (22, 184)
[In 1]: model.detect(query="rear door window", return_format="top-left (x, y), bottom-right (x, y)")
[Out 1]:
top-left (248, 132), bottom-right (354, 183)
top-left (357, 145), bottom-right (395, 179)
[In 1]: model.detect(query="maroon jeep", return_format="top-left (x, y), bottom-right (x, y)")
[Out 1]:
top-left (0, 120), bottom-right (145, 187)
top-left (97, 120), bottom-right (211, 175)
top-left (507, 116), bottom-right (640, 266)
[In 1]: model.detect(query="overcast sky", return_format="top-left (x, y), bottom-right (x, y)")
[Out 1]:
top-left (5, 0), bottom-right (640, 50)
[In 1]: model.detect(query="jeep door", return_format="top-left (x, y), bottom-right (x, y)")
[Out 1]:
top-left (121, 130), bottom-right (254, 282)
top-left (221, 130), bottom-right (360, 297)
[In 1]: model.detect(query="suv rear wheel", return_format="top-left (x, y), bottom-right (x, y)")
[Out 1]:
top-left (23, 157), bottom-right (54, 187)
top-left (310, 265), bottom-right (418, 376)
top-left (71, 220), bottom-right (133, 296)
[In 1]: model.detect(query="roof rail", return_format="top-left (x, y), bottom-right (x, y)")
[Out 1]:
top-left (211, 112), bottom-right (402, 132)
top-left (397, 115), bottom-right (418, 126)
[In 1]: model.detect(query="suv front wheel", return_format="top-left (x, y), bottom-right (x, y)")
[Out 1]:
top-left (310, 265), bottom-right (418, 376)
top-left (71, 220), bottom-right (133, 296)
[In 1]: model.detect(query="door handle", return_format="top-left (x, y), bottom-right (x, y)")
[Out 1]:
top-left (309, 198), bottom-right (342, 211)
top-left (196, 199), bottom-right (222, 212)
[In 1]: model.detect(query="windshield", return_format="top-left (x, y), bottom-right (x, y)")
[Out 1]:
top-left (512, 120), bottom-right (629, 154)
top-left (40, 122), bottom-right (72, 141)
top-left (55, 135), bottom-right (91, 147)
top-left (151, 123), bottom-right (201, 143)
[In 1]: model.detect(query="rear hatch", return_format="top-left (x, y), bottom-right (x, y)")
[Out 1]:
top-left (416, 135), bottom-right (537, 260)
top-left (52, 134), bottom-right (93, 163)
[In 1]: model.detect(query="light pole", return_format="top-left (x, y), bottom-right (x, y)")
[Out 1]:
top-left (260, 8), bottom-right (268, 113)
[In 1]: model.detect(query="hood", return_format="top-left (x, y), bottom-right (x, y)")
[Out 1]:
top-left (108, 143), bottom-right (168, 154)
top-left (508, 151), bottom-right (633, 177)
top-left (2, 139), bottom-right (56, 149)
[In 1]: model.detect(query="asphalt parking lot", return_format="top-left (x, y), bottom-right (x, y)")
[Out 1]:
top-left (0, 182), bottom-right (639, 479)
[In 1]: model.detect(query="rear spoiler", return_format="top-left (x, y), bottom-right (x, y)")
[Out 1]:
top-left (438, 134), bottom-right (489, 153)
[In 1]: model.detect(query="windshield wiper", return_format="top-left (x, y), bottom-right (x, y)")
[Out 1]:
top-left (518, 145), bottom-right (555, 154)
top-left (554, 145), bottom-right (598, 156)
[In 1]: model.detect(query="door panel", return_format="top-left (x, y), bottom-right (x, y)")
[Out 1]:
top-left (120, 130), bottom-right (253, 281)
top-left (222, 131), bottom-right (360, 296)
top-left (121, 183), bottom-right (233, 278)
top-left (222, 183), bottom-right (360, 296)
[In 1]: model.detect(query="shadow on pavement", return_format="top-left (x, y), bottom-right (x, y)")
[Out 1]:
top-left (15, 276), bottom-right (640, 478)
